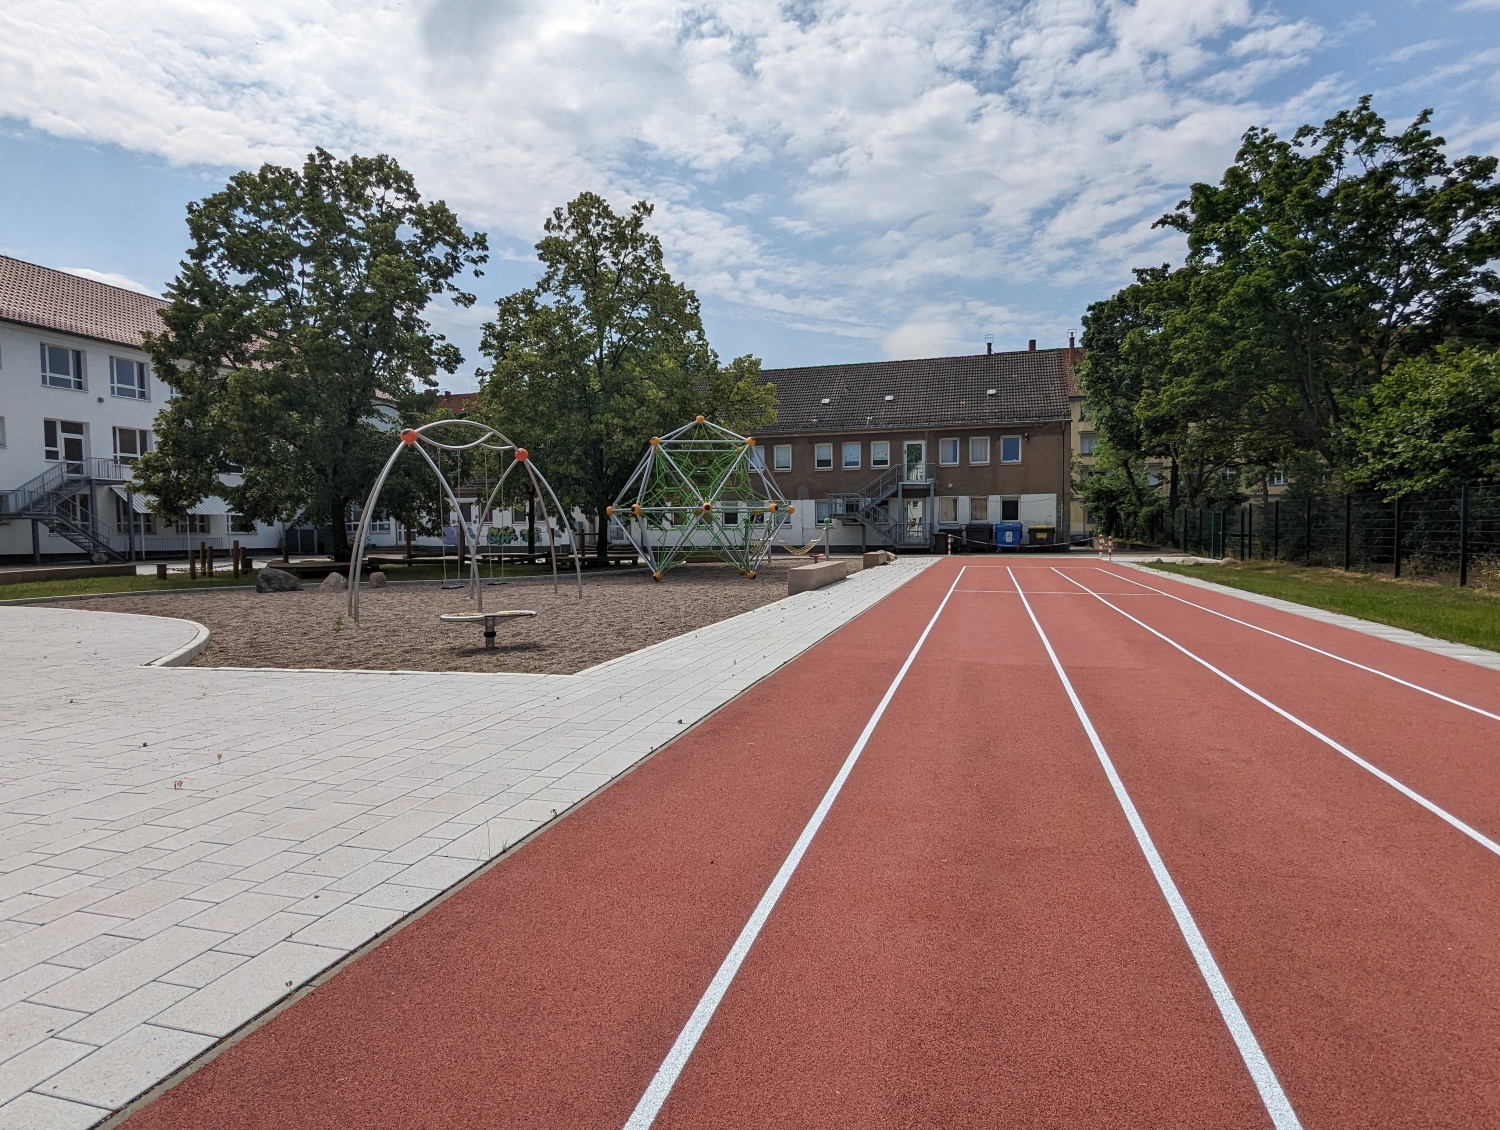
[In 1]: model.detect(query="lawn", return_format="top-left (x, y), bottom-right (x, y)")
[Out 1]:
top-left (1145, 560), bottom-right (1500, 653)
top-left (0, 560), bottom-right (567, 602)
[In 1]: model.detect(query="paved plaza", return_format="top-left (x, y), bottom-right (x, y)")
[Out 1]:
top-left (0, 558), bottom-right (931, 1130)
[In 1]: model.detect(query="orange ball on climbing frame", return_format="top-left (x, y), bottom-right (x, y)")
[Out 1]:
top-left (399, 429), bottom-right (419, 445)
top-left (745, 437), bottom-right (756, 446)
top-left (631, 503), bottom-right (642, 516)
top-left (515, 448), bottom-right (528, 461)
top-left (650, 437), bottom-right (661, 446)
top-left (700, 501), bottom-right (712, 512)
top-left (695, 414), bottom-right (705, 424)
top-left (605, 505), bottom-right (614, 516)
top-left (788, 504), bottom-right (796, 514)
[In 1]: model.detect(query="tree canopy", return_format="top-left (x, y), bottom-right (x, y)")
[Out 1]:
top-left (1080, 98), bottom-right (1500, 525)
top-left (134, 148), bottom-right (487, 558)
top-left (476, 192), bottom-right (775, 559)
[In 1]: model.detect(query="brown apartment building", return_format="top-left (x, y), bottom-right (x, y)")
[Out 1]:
top-left (757, 343), bottom-right (1078, 551)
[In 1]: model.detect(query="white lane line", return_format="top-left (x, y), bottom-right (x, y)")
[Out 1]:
top-left (1007, 567), bottom-right (1302, 1130)
top-left (954, 588), bottom-right (1163, 595)
top-left (1093, 567), bottom-right (1500, 725)
top-left (622, 566), bottom-right (968, 1130)
top-left (1052, 567), bottom-right (1500, 861)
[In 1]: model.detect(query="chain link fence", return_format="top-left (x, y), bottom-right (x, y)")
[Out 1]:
top-left (1166, 484), bottom-right (1500, 590)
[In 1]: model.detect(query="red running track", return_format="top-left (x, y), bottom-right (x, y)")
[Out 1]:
top-left (122, 558), bottom-right (1500, 1130)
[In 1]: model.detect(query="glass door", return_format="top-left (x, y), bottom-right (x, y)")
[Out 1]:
top-left (903, 441), bottom-right (926, 484)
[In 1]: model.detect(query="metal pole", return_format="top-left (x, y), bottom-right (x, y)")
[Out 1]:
top-left (1272, 500), bottom-right (1279, 561)
top-left (126, 490), bottom-right (136, 562)
top-left (1246, 503), bottom-right (1254, 560)
top-left (1304, 495), bottom-right (1312, 566)
top-left (1458, 485), bottom-right (1470, 587)
top-left (1392, 495), bottom-right (1402, 579)
top-left (31, 519), bottom-right (41, 565)
top-left (1350, 492), bottom-right (1362, 573)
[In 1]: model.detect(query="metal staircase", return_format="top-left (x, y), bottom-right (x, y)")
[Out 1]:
top-left (827, 460), bottom-right (936, 548)
top-left (1, 459), bottom-right (134, 561)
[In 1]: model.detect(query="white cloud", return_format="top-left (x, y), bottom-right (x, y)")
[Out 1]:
top-left (60, 267), bottom-right (159, 295)
top-left (0, 0), bottom-right (1353, 358)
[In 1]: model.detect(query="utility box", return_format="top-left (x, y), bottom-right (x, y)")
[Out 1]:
top-left (995, 521), bottom-right (1026, 549)
top-left (963, 523), bottom-right (995, 552)
top-left (1029, 524), bottom-right (1057, 547)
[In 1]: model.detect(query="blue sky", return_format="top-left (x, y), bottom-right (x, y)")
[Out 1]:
top-left (2, 0), bottom-right (1497, 391)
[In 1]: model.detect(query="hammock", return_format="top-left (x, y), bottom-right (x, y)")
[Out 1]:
top-left (781, 531), bottom-right (824, 558)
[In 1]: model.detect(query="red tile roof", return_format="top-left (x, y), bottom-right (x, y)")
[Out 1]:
top-left (0, 254), bottom-right (167, 349)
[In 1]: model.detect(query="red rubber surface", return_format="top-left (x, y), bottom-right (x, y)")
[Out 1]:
top-left (123, 558), bottom-right (1500, 1130)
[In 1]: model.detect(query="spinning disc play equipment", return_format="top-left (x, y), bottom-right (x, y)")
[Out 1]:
top-left (609, 416), bottom-right (792, 580)
top-left (347, 420), bottom-right (581, 623)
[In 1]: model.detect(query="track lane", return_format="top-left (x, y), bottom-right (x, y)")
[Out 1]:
top-left (1051, 566), bottom-right (1500, 851)
top-left (641, 559), bottom-right (1278, 1129)
top-left (1018, 565), bottom-right (1500, 1129)
top-left (121, 565), bottom-right (958, 1130)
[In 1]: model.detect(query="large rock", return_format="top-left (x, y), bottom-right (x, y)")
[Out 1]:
top-left (318, 572), bottom-right (349, 592)
top-left (255, 567), bottom-right (301, 593)
top-left (368, 571), bottom-right (387, 589)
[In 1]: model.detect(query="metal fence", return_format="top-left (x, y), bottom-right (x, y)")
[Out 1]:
top-left (1167, 484), bottom-right (1500, 590)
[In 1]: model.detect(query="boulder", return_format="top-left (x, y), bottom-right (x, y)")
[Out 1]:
top-left (368, 571), bottom-right (388, 589)
top-left (318, 572), bottom-right (349, 592)
top-left (255, 567), bottom-right (301, 593)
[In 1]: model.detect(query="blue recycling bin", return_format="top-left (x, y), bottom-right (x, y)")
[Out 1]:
top-left (994, 521), bottom-right (1026, 549)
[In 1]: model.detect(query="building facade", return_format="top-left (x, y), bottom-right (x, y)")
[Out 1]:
top-left (757, 344), bottom-right (1077, 551)
top-left (0, 255), bottom-right (281, 563)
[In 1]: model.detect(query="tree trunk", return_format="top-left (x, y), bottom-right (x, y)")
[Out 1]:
top-left (595, 497), bottom-right (610, 564)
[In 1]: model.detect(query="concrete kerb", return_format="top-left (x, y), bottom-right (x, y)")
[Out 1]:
top-left (147, 620), bottom-right (212, 667)
top-left (1117, 560), bottom-right (1500, 673)
top-left (92, 556), bottom-right (937, 1130)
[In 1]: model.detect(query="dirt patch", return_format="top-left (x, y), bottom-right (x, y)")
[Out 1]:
top-left (59, 562), bottom-right (796, 675)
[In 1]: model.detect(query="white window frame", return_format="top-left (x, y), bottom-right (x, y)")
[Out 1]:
top-left (968, 436), bottom-right (990, 465)
top-left (1079, 432), bottom-right (1098, 457)
top-left (841, 441), bottom-right (861, 470)
top-left (41, 343), bottom-right (85, 390)
top-left (870, 440), bottom-right (890, 469)
top-left (773, 444), bottom-right (792, 472)
top-left (176, 514), bottom-right (212, 536)
top-left (1000, 435), bottom-right (1023, 464)
top-left (109, 356), bottom-right (149, 400)
top-left (44, 419), bottom-right (87, 463)
top-left (999, 497), bottom-right (1020, 521)
top-left (814, 442), bottom-right (834, 470)
top-left (938, 437), bottom-right (960, 466)
top-left (113, 427), bottom-right (150, 462)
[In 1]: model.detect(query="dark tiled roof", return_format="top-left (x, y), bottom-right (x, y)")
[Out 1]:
top-left (758, 348), bottom-right (1077, 436)
top-left (0, 254), bottom-right (167, 349)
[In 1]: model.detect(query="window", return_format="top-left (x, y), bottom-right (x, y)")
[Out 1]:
top-left (870, 440), bottom-right (890, 468)
top-left (773, 444), bottom-right (792, 472)
top-left (842, 441), bottom-right (861, 470)
top-left (815, 499), bottom-right (832, 521)
top-left (722, 508), bottom-right (740, 526)
top-left (969, 436), bottom-right (990, 465)
top-left (110, 357), bottom-right (148, 399)
top-left (1000, 435), bottom-right (1022, 464)
top-left (113, 427), bottom-right (150, 461)
top-left (113, 494), bottom-right (155, 537)
top-left (175, 514), bottom-right (212, 535)
top-left (749, 446), bottom-right (766, 471)
top-left (44, 419), bottom-right (87, 464)
top-left (230, 513), bottom-right (257, 534)
top-left (1000, 498), bottom-right (1020, 521)
top-left (937, 496), bottom-right (958, 523)
top-left (938, 438), bottom-right (960, 466)
top-left (41, 344), bottom-right (85, 390)
top-left (1268, 469), bottom-right (1287, 487)
top-left (814, 443), bottom-right (833, 470)
top-left (969, 497), bottom-right (990, 523)
top-left (1079, 432), bottom-right (1098, 456)
top-left (1146, 467), bottom-right (1162, 487)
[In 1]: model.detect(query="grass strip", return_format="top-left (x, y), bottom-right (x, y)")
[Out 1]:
top-left (1145, 560), bottom-right (1500, 654)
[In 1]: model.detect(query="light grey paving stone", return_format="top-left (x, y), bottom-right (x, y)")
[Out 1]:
top-left (353, 884), bottom-right (437, 915)
top-left (180, 892), bottom-right (293, 935)
top-left (54, 983), bottom-right (193, 1048)
top-left (212, 912), bottom-right (318, 958)
top-left (150, 942), bottom-right (340, 1038)
top-left (390, 855), bottom-right (479, 892)
top-left (82, 882), bottom-right (194, 922)
top-left (0, 1038), bottom-right (95, 1106)
top-left (155, 950), bottom-right (247, 989)
top-left (0, 1090), bottom-right (104, 1130)
top-left (0, 965), bottom-right (73, 1013)
top-left (35, 1025), bottom-right (214, 1110)
top-left (32, 928), bottom-right (224, 1014)
top-left (288, 904), bottom-right (403, 950)
top-left (0, 1002), bottom-right (87, 1062)
top-left (99, 899), bottom-right (214, 942)
top-left (47, 936), bottom-right (136, 971)
top-left (0, 915), bottom-right (121, 983)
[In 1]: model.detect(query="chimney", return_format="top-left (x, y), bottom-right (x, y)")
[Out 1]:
top-left (985, 333), bottom-right (994, 355)
top-left (1069, 332), bottom-right (1076, 349)
top-left (1028, 339), bottom-right (1036, 351)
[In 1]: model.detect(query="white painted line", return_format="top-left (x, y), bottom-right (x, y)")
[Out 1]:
top-left (1052, 568), bottom-right (1500, 861)
top-left (623, 566), bottom-right (968, 1129)
top-left (1092, 567), bottom-right (1500, 725)
top-left (1008, 567), bottom-right (1303, 1130)
top-left (954, 588), bottom-right (1161, 596)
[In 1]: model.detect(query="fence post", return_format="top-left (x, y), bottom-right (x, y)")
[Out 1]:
top-left (1392, 496), bottom-right (1402, 579)
top-left (1304, 496), bottom-right (1312, 566)
top-left (1343, 494), bottom-right (1352, 571)
top-left (1272, 500), bottom-right (1279, 561)
top-left (1246, 503), bottom-right (1254, 560)
top-left (1458, 485), bottom-right (1470, 587)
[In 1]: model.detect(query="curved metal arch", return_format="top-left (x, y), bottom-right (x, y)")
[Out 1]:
top-left (346, 421), bottom-right (583, 622)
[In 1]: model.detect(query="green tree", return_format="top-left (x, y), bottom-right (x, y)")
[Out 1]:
top-left (1159, 97), bottom-right (1500, 465)
top-left (476, 192), bottom-right (775, 561)
top-left (134, 148), bottom-right (488, 559)
top-left (1346, 347), bottom-right (1500, 494)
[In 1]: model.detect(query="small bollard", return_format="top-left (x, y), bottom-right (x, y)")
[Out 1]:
top-left (188, 553), bottom-right (197, 580)
top-left (232, 540), bottom-right (241, 578)
top-left (206, 543), bottom-right (215, 576)
top-left (156, 562), bottom-right (168, 580)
